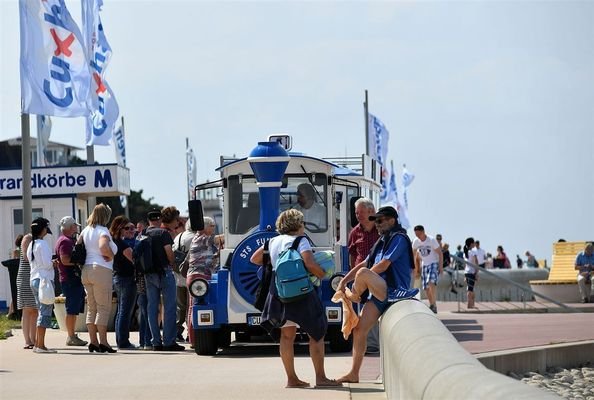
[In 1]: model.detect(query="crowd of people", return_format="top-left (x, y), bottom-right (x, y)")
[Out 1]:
top-left (13, 203), bottom-right (224, 354)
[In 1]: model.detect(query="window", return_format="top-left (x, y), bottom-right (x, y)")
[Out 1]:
top-left (13, 208), bottom-right (44, 236)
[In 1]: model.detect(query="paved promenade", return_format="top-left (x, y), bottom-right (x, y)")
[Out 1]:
top-left (1, 302), bottom-right (592, 400)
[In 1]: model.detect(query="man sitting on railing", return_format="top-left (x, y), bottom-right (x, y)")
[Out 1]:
top-left (336, 206), bottom-right (417, 384)
top-left (575, 242), bottom-right (594, 303)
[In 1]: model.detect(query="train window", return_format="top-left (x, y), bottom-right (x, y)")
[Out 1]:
top-left (228, 176), bottom-right (260, 234)
top-left (280, 176), bottom-right (328, 233)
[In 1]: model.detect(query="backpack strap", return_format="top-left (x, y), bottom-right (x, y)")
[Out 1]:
top-left (263, 239), bottom-right (271, 268)
top-left (290, 236), bottom-right (305, 251)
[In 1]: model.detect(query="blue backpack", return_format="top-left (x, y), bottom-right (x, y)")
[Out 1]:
top-left (274, 236), bottom-right (313, 303)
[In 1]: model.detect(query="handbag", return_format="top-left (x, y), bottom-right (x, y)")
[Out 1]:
top-left (71, 238), bottom-right (86, 266)
top-left (39, 278), bottom-right (55, 305)
top-left (173, 234), bottom-right (190, 278)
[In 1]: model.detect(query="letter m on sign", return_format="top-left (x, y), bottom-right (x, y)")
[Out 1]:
top-left (94, 169), bottom-right (113, 188)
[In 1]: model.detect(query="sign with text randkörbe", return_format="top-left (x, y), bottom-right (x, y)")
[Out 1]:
top-left (0, 164), bottom-right (130, 197)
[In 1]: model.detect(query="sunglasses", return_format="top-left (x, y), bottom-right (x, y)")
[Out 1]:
top-left (123, 227), bottom-right (134, 231)
top-left (374, 218), bottom-right (386, 224)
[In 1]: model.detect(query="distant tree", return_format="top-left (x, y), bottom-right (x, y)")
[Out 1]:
top-left (97, 189), bottom-right (163, 224)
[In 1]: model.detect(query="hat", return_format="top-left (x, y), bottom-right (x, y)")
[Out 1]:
top-left (368, 206), bottom-right (398, 221)
top-left (60, 216), bottom-right (81, 228)
top-left (147, 208), bottom-right (162, 221)
top-left (31, 217), bottom-right (52, 235)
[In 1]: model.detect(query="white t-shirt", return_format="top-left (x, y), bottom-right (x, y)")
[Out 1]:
top-left (412, 236), bottom-right (440, 266)
top-left (295, 202), bottom-right (326, 230)
top-left (475, 247), bottom-right (486, 265)
top-left (81, 225), bottom-right (118, 270)
top-left (465, 248), bottom-right (478, 274)
top-left (268, 234), bottom-right (312, 268)
top-left (27, 238), bottom-right (54, 282)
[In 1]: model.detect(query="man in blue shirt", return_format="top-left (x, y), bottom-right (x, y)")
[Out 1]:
top-left (337, 206), bottom-right (416, 384)
top-left (575, 242), bottom-right (594, 303)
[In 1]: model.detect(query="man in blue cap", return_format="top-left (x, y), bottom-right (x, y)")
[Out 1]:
top-left (336, 206), bottom-right (417, 383)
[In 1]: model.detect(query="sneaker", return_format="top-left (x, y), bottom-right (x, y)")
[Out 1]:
top-left (388, 287), bottom-right (419, 302)
top-left (152, 345), bottom-right (163, 351)
top-left (176, 333), bottom-right (185, 343)
top-left (163, 343), bottom-right (185, 352)
top-left (118, 343), bottom-right (138, 350)
top-left (429, 304), bottom-right (437, 314)
top-left (66, 335), bottom-right (88, 346)
top-left (33, 347), bottom-right (57, 353)
top-left (365, 347), bottom-right (380, 355)
top-left (143, 345), bottom-right (154, 351)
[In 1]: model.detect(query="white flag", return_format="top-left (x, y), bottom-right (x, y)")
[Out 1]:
top-left (367, 113), bottom-right (390, 167)
top-left (82, 0), bottom-right (119, 146)
top-left (19, 0), bottom-right (92, 116)
top-left (36, 115), bottom-right (52, 166)
top-left (187, 147), bottom-right (197, 200)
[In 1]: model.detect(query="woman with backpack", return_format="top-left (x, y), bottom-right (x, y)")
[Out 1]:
top-left (250, 209), bottom-right (341, 389)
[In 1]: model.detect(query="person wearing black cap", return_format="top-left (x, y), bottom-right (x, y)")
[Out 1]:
top-left (336, 206), bottom-right (417, 383)
top-left (144, 207), bottom-right (185, 351)
top-left (26, 218), bottom-right (57, 353)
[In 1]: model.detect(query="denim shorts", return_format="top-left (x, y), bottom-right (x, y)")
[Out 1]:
top-left (30, 278), bottom-right (54, 328)
top-left (61, 280), bottom-right (85, 315)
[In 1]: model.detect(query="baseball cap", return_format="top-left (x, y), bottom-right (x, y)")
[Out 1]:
top-left (368, 206), bottom-right (398, 221)
top-left (31, 217), bottom-right (52, 235)
top-left (147, 207), bottom-right (162, 221)
top-left (60, 216), bottom-right (81, 228)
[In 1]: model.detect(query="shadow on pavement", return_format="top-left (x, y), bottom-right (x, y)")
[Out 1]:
top-left (441, 319), bottom-right (484, 342)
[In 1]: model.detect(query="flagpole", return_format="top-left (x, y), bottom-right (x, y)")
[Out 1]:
top-left (186, 137), bottom-right (190, 202)
top-left (35, 115), bottom-right (43, 167)
top-left (21, 112), bottom-right (32, 232)
top-left (121, 116), bottom-right (129, 218)
top-left (364, 90), bottom-right (369, 156)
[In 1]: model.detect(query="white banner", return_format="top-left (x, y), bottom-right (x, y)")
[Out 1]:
top-left (113, 124), bottom-right (126, 167)
top-left (367, 113), bottom-right (390, 167)
top-left (19, 0), bottom-right (92, 116)
top-left (82, 0), bottom-right (119, 146)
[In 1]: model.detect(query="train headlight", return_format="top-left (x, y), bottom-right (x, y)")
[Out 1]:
top-left (189, 278), bottom-right (209, 298)
top-left (330, 274), bottom-right (344, 292)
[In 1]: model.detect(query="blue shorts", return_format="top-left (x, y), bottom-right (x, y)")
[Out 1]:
top-left (367, 294), bottom-right (390, 315)
top-left (61, 280), bottom-right (85, 315)
top-left (421, 263), bottom-right (439, 289)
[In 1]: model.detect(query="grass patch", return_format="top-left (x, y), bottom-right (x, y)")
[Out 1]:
top-left (0, 314), bottom-right (20, 340)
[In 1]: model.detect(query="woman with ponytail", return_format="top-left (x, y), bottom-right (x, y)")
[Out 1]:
top-left (463, 237), bottom-right (478, 309)
top-left (26, 218), bottom-right (57, 353)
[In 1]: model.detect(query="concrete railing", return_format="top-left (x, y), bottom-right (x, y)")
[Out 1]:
top-left (380, 300), bottom-right (560, 399)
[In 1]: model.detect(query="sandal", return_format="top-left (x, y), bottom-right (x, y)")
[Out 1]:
top-left (23, 344), bottom-right (34, 349)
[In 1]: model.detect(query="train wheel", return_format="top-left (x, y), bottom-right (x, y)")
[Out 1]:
top-left (194, 329), bottom-right (219, 355)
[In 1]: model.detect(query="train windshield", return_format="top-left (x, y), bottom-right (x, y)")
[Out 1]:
top-left (228, 174), bottom-right (328, 234)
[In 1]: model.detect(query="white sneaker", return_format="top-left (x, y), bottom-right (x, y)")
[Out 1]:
top-left (33, 347), bottom-right (57, 353)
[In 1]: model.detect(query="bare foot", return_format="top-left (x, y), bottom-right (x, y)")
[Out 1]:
top-left (345, 287), bottom-right (361, 303)
top-left (286, 379), bottom-right (310, 388)
top-left (337, 373), bottom-right (359, 384)
top-left (315, 378), bottom-right (343, 388)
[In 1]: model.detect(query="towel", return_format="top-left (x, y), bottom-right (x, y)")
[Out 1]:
top-left (331, 290), bottom-right (359, 340)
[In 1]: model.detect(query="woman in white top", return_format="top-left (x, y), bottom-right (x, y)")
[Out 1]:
top-left (463, 237), bottom-right (479, 309)
top-left (27, 218), bottom-right (57, 353)
top-left (79, 203), bottom-right (118, 353)
top-left (251, 209), bottom-right (340, 388)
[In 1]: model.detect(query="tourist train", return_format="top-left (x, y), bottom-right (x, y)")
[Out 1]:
top-left (186, 135), bottom-right (382, 355)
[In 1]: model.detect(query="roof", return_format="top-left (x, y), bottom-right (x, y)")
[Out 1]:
top-left (1, 136), bottom-right (84, 151)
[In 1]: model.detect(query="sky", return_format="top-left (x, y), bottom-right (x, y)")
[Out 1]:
top-left (1, 1), bottom-right (593, 264)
